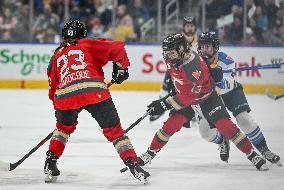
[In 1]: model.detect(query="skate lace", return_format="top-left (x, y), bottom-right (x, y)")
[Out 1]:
top-left (250, 155), bottom-right (263, 166)
top-left (140, 150), bottom-right (156, 165)
top-left (219, 140), bottom-right (228, 154)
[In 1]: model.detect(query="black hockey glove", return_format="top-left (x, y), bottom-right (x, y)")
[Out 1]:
top-left (209, 65), bottom-right (223, 83)
top-left (147, 97), bottom-right (172, 116)
top-left (111, 63), bottom-right (129, 84)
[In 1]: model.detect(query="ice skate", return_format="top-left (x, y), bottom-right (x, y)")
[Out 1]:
top-left (124, 158), bottom-right (150, 185)
top-left (44, 151), bottom-right (60, 183)
top-left (262, 149), bottom-right (282, 167)
top-left (247, 151), bottom-right (269, 171)
top-left (138, 148), bottom-right (157, 166)
top-left (219, 137), bottom-right (230, 162)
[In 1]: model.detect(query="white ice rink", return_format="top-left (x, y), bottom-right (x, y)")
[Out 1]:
top-left (0, 89), bottom-right (283, 190)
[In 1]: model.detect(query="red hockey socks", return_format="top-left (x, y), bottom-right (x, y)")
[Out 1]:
top-left (49, 121), bottom-right (77, 158)
top-left (103, 123), bottom-right (138, 162)
top-left (215, 117), bottom-right (252, 154)
top-left (150, 112), bottom-right (187, 151)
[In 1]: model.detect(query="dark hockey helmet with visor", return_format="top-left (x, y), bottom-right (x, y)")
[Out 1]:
top-left (62, 20), bottom-right (87, 40)
top-left (162, 33), bottom-right (190, 68)
top-left (198, 31), bottom-right (219, 59)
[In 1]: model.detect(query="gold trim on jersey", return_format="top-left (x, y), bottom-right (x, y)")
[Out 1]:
top-left (55, 82), bottom-right (107, 96)
top-left (210, 53), bottom-right (219, 68)
top-left (166, 96), bottom-right (183, 110)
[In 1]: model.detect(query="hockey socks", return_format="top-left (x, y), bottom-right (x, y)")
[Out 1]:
top-left (215, 117), bottom-right (252, 155)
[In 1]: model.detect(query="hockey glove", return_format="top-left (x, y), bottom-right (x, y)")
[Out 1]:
top-left (147, 97), bottom-right (172, 116)
top-left (111, 62), bottom-right (129, 84)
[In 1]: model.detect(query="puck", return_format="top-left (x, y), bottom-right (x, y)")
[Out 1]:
top-left (120, 167), bottom-right (128, 173)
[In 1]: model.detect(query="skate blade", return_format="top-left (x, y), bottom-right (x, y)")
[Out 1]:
top-left (136, 173), bottom-right (150, 185)
top-left (258, 164), bottom-right (269, 171)
top-left (45, 174), bottom-right (58, 183)
top-left (274, 161), bottom-right (282, 167)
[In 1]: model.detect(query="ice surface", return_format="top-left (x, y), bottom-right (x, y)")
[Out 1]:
top-left (0, 90), bottom-right (283, 190)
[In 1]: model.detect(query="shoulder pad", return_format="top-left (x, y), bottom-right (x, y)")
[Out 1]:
top-left (218, 52), bottom-right (234, 65)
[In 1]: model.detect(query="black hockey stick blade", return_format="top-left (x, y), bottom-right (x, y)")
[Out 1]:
top-left (0, 130), bottom-right (54, 171)
top-left (265, 90), bottom-right (284, 100)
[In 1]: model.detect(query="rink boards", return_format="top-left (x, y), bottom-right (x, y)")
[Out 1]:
top-left (0, 43), bottom-right (283, 94)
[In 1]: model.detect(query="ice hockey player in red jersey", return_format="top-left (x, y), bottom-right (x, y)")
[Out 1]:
top-left (45, 20), bottom-right (150, 183)
top-left (138, 33), bottom-right (268, 171)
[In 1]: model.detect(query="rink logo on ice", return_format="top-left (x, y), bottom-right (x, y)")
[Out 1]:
top-left (209, 106), bottom-right (221, 116)
top-left (0, 48), bottom-right (51, 76)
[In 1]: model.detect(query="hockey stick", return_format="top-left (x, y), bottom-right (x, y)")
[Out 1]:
top-left (0, 82), bottom-right (114, 172)
top-left (223, 63), bottom-right (284, 73)
top-left (120, 94), bottom-right (172, 173)
top-left (0, 130), bottom-right (54, 171)
top-left (124, 93), bottom-right (172, 133)
top-left (125, 109), bottom-right (152, 133)
top-left (119, 110), bottom-right (152, 173)
top-left (265, 90), bottom-right (284, 100)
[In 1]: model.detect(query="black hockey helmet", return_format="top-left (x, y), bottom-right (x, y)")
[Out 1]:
top-left (62, 20), bottom-right (87, 40)
top-left (162, 33), bottom-right (190, 68)
top-left (198, 31), bottom-right (219, 51)
top-left (198, 31), bottom-right (219, 60)
top-left (183, 16), bottom-right (197, 27)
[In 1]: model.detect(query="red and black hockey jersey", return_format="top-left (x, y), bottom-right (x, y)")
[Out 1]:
top-left (166, 52), bottom-right (215, 110)
top-left (47, 38), bottom-right (130, 110)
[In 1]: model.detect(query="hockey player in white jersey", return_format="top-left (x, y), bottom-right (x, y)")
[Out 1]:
top-left (197, 31), bottom-right (281, 166)
top-left (149, 16), bottom-right (199, 123)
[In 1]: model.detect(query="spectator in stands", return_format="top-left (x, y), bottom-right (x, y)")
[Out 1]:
top-left (254, 6), bottom-right (268, 31)
top-left (13, 4), bottom-right (30, 42)
top-left (129, 0), bottom-right (150, 40)
top-left (218, 27), bottom-right (231, 45)
top-left (227, 16), bottom-right (243, 44)
top-left (32, 4), bottom-right (60, 43)
top-left (108, 4), bottom-right (136, 42)
top-left (248, 18), bottom-right (264, 44)
top-left (0, 7), bottom-right (18, 40)
top-left (87, 15), bottom-right (106, 38)
top-left (263, 0), bottom-right (278, 28)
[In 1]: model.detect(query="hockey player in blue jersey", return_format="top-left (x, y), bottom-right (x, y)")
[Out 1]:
top-left (197, 31), bottom-right (281, 166)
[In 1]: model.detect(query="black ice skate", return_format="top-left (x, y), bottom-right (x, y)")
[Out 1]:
top-left (261, 149), bottom-right (282, 167)
top-left (138, 148), bottom-right (157, 166)
top-left (247, 151), bottom-right (269, 171)
top-left (44, 151), bottom-right (60, 183)
top-left (124, 158), bottom-right (150, 184)
top-left (219, 137), bottom-right (230, 162)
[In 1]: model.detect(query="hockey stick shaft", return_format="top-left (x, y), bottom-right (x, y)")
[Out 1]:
top-left (223, 63), bottom-right (283, 73)
top-left (0, 130), bottom-right (54, 171)
top-left (124, 93), bottom-right (171, 134)
top-left (125, 109), bottom-right (152, 133)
